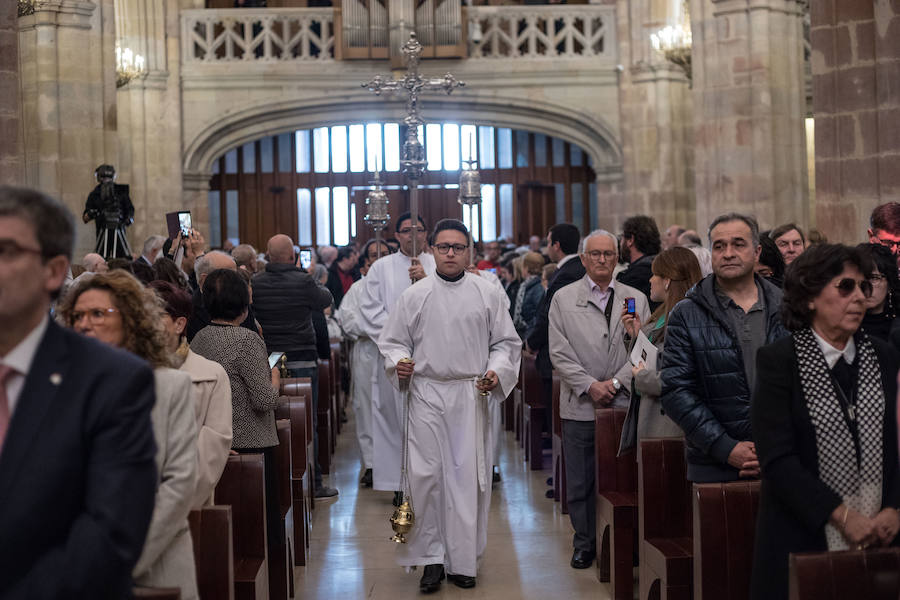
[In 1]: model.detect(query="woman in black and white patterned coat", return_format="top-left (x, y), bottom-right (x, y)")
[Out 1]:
top-left (750, 243), bottom-right (900, 600)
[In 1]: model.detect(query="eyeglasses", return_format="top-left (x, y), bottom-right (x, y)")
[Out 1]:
top-left (584, 250), bottom-right (617, 262)
top-left (874, 237), bottom-right (900, 252)
top-left (0, 239), bottom-right (42, 262)
top-left (835, 278), bottom-right (873, 298)
top-left (434, 243), bottom-right (468, 255)
top-left (397, 227), bottom-right (425, 235)
top-left (70, 307), bottom-right (119, 325)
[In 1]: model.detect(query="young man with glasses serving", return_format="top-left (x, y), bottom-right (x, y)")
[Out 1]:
top-left (379, 219), bottom-right (521, 592)
top-left (358, 212), bottom-right (436, 503)
top-left (548, 230), bottom-right (651, 569)
top-left (661, 213), bottom-right (789, 483)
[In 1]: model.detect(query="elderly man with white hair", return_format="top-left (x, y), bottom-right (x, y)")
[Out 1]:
top-left (549, 229), bottom-right (651, 570)
top-left (138, 235), bottom-right (167, 266)
top-left (82, 252), bottom-right (108, 273)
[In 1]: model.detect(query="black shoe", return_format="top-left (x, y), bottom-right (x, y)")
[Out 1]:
top-left (314, 485), bottom-right (339, 498)
top-left (570, 549), bottom-right (595, 569)
top-left (360, 468), bottom-right (373, 487)
top-left (393, 490), bottom-right (404, 507)
top-left (419, 564), bottom-right (445, 593)
top-left (447, 573), bottom-right (476, 588)
top-left (546, 476), bottom-right (553, 486)
top-left (545, 488), bottom-right (555, 499)
top-left (492, 468), bottom-right (501, 483)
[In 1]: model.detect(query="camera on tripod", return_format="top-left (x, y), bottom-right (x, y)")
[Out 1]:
top-left (84, 164), bottom-right (135, 259)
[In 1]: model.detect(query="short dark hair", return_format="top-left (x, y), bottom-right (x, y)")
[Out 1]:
top-left (758, 235), bottom-right (786, 280)
top-left (130, 259), bottom-right (155, 285)
top-left (432, 218), bottom-right (470, 243)
top-left (857, 243), bottom-right (900, 317)
top-left (336, 246), bottom-right (354, 262)
top-left (679, 231), bottom-right (703, 247)
top-left (0, 185), bottom-right (74, 261)
top-left (363, 238), bottom-right (391, 260)
top-left (771, 223), bottom-right (806, 245)
top-left (708, 212), bottom-right (760, 247)
top-left (149, 280), bottom-right (193, 321)
top-left (394, 212), bottom-right (427, 232)
top-left (782, 243), bottom-right (873, 331)
top-left (203, 268), bottom-right (249, 321)
top-left (549, 223), bottom-right (580, 255)
top-left (622, 215), bottom-right (661, 256)
top-left (870, 202), bottom-right (900, 234)
top-left (152, 256), bottom-right (189, 290)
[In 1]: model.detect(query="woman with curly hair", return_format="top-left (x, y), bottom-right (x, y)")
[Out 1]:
top-left (58, 270), bottom-right (199, 600)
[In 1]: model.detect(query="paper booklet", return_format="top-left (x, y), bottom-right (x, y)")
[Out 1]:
top-left (629, 330), bottom-right (658, 372)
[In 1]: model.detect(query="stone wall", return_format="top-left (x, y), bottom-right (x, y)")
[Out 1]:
top-left (0, 3), bottom-right (24, 186)
top-left (810, 0), bottom-right (900, 242)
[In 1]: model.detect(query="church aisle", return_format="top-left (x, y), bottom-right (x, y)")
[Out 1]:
top-left (295, 408), bottom-right (611, 599)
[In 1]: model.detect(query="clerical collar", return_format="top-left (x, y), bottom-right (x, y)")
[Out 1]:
top-left (437, 270), bottom-right (465, 282)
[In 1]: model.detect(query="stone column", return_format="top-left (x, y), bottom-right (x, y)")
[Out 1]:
top-left (18, 0), bottom-right (119, 257)
top-left (810, 0), bottom-right (900, 242)
top-left (691, 0), bottom-right (808, 234)
top-left (614, 0), bottom-right (695, 234)
top-left (0, 3), bottom-right (25, 185)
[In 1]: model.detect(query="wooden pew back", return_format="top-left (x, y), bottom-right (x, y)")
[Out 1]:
top-left (280, 377), bottom-right (313, 444)
top-left (789, 548), bottom-right (900, 600)
top-left (188, 506), bottom-right (235, 600)
top-left (595, 407), bottom-right (636, 494)
top-left (639, 438), bottom-right (691, 540)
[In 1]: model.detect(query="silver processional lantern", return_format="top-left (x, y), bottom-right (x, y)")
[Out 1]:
top-left (364, 170), bottom-right (391, 259)
top-left (458, 161), bottom-right (482, 266)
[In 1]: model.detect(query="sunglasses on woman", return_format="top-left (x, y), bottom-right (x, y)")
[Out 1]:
top-left (834, 277), bottom-right (873, 298)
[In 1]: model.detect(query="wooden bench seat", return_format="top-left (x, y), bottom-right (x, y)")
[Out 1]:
top-left (790, 547), bottom-right (900, 600)
top-left (188, 505), bottom-right (234, 600)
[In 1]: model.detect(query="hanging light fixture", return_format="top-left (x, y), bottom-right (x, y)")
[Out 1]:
top-left (364, 169), bottom-right (391, 259)
top-left (650, 0), bottom-right (692, 80)
top-left (458, 147), bottom-right (482, 266)
top-left (115, 42), bottom-right (146, 88)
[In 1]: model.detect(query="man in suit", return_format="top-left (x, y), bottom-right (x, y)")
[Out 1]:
top-left (525, 223), bottom-right (585, 477)
top-left (0, 186), bottom-right (158, 599)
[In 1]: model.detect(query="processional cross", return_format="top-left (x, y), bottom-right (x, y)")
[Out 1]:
top-left (362, 32), bottom-right (465, 257)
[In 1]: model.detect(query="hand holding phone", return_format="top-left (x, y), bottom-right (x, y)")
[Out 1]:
top-left (625, 297), bottom-right (636, 315)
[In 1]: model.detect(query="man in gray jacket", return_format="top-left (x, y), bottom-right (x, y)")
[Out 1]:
top-left (549, 230), bottom-right (651, 569)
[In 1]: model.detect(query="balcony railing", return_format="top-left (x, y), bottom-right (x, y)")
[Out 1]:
top-left (180, 5), bottom-right (615, 64)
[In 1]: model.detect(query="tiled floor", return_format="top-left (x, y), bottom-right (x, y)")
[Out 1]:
top-left (294, 409), bottom-right (612, 599)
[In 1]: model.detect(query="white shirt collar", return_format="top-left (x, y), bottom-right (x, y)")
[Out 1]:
top-left (557, 253), bottom-right (578, 269)
top-left (2, 314), bottom-right (49, 375)
top-left (811, 328), bottom-right (856, 369)
top-left (588, 277), bottom-right (614, 295)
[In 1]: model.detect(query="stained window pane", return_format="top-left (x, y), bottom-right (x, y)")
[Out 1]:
top-left (443, 123), bottom-right (460, 171)
top-left (366, 123), bottom-right (384, 172)
top-left (555, 183), bottom-right (565, 224)
top-left (572, 182), bottom-right (583, 229)
top-left (208, 191), bottom-right (221, 247)
top-left (478, 126), bottom-right (495, 169)
top-left (534, 133), bottom-right (547, 167)
top-left (499, 183), bottom-right (513, 240)
top-left (260, 137), bottom-right (274, 173)
top-left (481, 184), bottom-right (496, 243)
top-left (384, 123), bottom-right (400, 171)
top-left (313, 127), bottom-right (330, 173)
top-left (315, 187), bottom-right (331, 245)
top-left (426, 123), bottom-right (442, 171)
top-left (461, 125), bottom-right (477, 165)
top-left (515, 130), bottom-right (529, 167)
top-left (296, 130), bottom-right (310, 173)
top-left (297, 188), bottom-right (312, 246)
top-left (242, 142), bottom-right (256, 174)
top-left (225, 149), bottom-right (238, 174)
top-left (225, 190), bottom-right (239, 241)
top-left (552, 137), bottom-right (565, 167)
top-left (349, 125), bottom-right (365, 172)
top-left (333, 186), bottom-right (349, 246)
top-left (570, 144), bottom-right (583, 167)
top-left (497, 128), bottom-right (512, 169)
top-left (350, 203), bottom-right (357, 238)
top-left (331, 126), bottom-right (348, 173)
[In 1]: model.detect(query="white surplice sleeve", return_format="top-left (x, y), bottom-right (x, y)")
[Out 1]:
top-left (485, 284), bottom-right (522, 403)
top-left (377, 290), bottom-right (415, 391)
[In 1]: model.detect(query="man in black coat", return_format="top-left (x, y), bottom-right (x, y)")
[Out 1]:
top-left (616, 215), bottom-right (661, 308)
top-left (526, 223), bottom-right (585, 480)
top-left (0, 186), bottom-right (157, 599)
top-left (661, 213), bottom-right (789, 483)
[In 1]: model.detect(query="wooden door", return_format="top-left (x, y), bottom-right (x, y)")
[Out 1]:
top-left (516, 183), bottom-right (555, 245)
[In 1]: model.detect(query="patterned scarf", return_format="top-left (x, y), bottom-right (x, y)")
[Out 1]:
top-left (793, 327), bottom-right (884, 550)
top-left (513, 275), bottom-right (539, 332)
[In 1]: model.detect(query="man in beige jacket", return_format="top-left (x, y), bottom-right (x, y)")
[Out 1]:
top-left (548, 229), bottom-right (650, 570)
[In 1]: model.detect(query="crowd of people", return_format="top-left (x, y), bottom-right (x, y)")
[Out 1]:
top-left (3, 180), bottom-right (900, 598)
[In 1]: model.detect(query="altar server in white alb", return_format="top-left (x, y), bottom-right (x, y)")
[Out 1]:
top-left (358, 212), bottom-right (436, 502)
top-left (378, 219), bottom-right (522, 593)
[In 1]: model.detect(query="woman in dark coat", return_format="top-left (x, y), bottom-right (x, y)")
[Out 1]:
top-left (750, 243), bottom-right (900, 600)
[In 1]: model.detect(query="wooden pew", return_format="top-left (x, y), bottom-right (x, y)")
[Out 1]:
top-left (267, 419), bottom-right (294, 600)
top-left (551, 375), bottom-right (567, 512)
top-left (595, 407), bottom-right (637, 600)
top-left (134, 589), bottom-right (180, 599)
top-left (513, 362), bottom-right (524, 442)
top-left (276, 387), bottom-right (313, 566)
top-left (330, 340), bottom-right (344, 433)
top-left (189, 505), bottom-right (235, 600)
top-left (789, 547), bottom-right (900, 600)
top-left (521, 353), bottom-right (545, 470)
top-left (692, 481), bottom-right (760, 600)
top-left (215, 454), bottom-right (269, 600)
top-left (280, 377), bottom-right (316, 516)
top-left (317, 360), bottom-right (334, 473)
top-left (639, 438), bottom-right (692, 600)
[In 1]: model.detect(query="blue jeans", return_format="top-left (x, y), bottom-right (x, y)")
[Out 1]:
top-left (288, 366), bottom-right (322, 489)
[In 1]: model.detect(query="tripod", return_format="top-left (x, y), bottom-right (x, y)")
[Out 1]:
top-left (96, 223), bottom-right (132, 259)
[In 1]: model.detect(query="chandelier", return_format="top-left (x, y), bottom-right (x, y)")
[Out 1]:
top-left (18, 0), bottom-right (36, 17)
top-left (650, 3), bottom-right (692, 81)
top-left (115, 42), bottom-right (146, 88)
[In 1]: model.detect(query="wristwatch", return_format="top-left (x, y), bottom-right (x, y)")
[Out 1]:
top-left (611, 377), bottom-right (622, 392)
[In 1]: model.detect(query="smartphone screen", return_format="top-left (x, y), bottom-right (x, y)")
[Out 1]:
top-left (178, 211), bottom-right (192, 237)
top-left (625, 297), bottom-right (636, 315)
top-left (300, 249), bottom-right (312, 270)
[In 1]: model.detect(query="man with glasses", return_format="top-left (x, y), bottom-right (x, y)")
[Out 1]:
top-left (379, 219), bottom-right (520, 592)
top-left (548, 230), bottom-right (651, 569)
top-left (661, 213), bottom-right (788, 483)
top-left (0, 186), bottom-right (158, 598)
top-left (359, 212), bottom-right (436, 503)
top-left (868, 202), bottom-right (900, 270)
